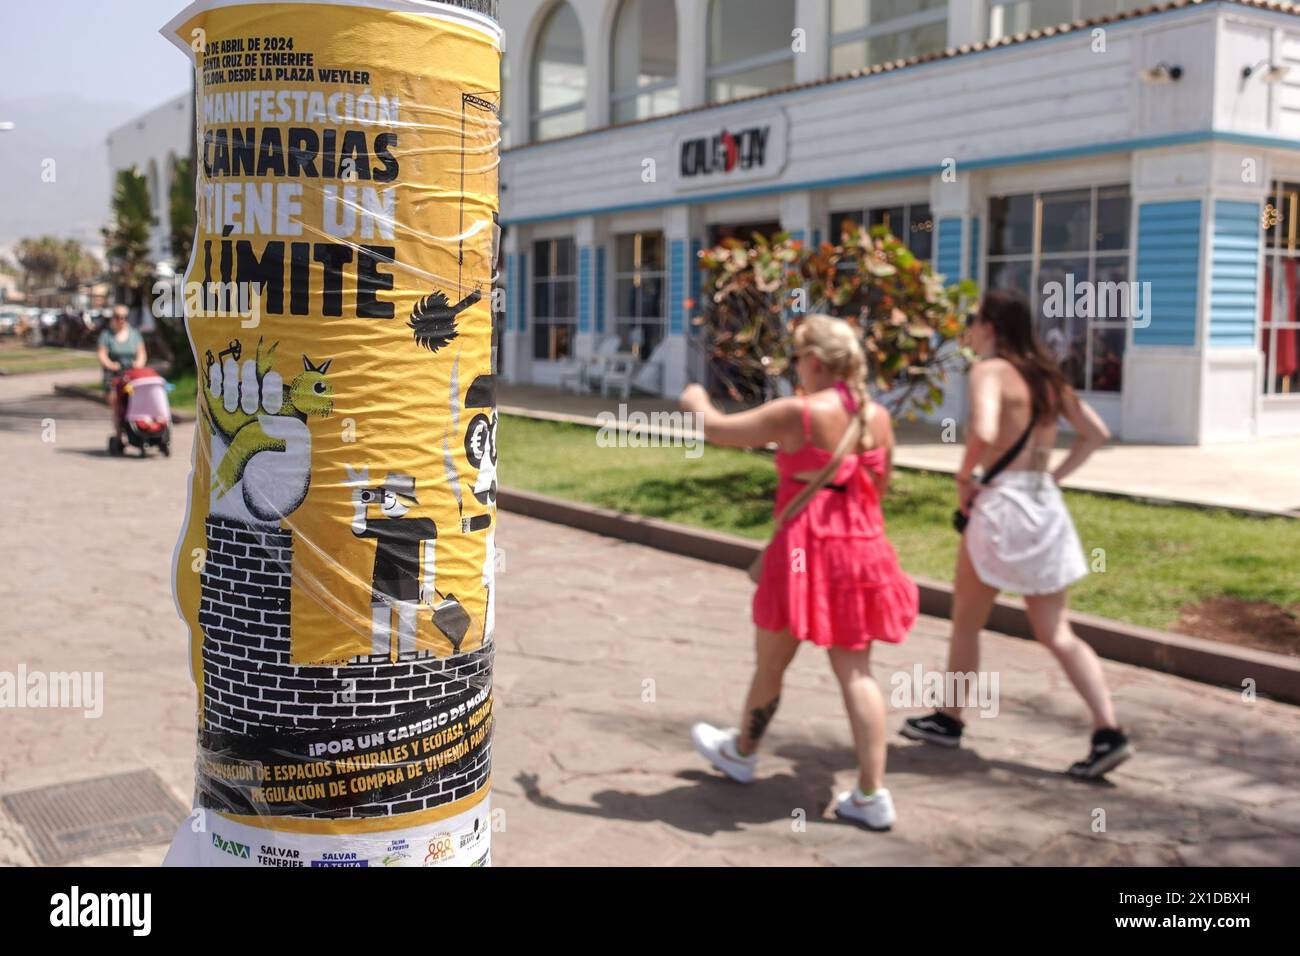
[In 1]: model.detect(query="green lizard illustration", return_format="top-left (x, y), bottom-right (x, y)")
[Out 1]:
top-left (203, 338), bottom-right (334, 498)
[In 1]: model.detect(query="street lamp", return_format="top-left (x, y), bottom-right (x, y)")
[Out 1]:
top-left (0, 122), bottom-right (16, 131)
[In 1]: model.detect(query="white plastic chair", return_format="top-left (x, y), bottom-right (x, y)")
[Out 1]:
top-left (563, 334), bottom-right (621, 393)
top-left (557, 359), bottom-right (587, 393)
top-left (600, 353), bottom-right (640, 399)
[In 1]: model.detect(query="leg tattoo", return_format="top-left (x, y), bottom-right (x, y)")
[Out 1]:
top-left (747, 696), bottom-right (780, 745)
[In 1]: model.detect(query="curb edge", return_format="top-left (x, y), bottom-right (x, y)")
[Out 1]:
top-left (498, 486), bottom-right (1300, 706)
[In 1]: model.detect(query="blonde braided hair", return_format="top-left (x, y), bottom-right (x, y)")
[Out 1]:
top-left (793, 313), bottom-right (874, 450)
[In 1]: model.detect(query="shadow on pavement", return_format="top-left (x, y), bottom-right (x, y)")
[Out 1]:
top-left (881, 739), bottom-right (1105, 786)
top-left (514, 767), bottom-right (848, 836)
top-left (512, 728), bottom-right (1123, 838)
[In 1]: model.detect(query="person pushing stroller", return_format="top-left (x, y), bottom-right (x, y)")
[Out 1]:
top-left (96, 305), bottom-right (146, 448)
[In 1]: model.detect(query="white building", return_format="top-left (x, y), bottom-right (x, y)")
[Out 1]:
top-left (105, 91), bottom-right (192, 273)
top-left (104, 1), bottom-right (1300, 443)
top-left (497, 0), bottom-right (1300, 444)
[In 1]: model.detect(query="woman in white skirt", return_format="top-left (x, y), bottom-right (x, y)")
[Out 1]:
top-left (902, 290), bottom-right (1132, 779)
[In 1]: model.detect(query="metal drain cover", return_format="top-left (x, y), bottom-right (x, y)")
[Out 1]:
top-left (1, 769), bottom-right (187, 865)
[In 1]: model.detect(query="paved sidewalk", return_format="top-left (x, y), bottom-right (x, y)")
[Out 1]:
top-left (500, 383), bottom-right (1300, 516)
top-left (0, 370), bottom-right (1297, 866)
top-left (487, 515), bottom-right (1300, 866)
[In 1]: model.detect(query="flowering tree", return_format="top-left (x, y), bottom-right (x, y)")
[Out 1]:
top-left (693, 224), bottom-right (976, 417)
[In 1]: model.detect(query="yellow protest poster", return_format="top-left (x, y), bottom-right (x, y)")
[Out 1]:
top-left (160, 0), bottom-right (501, 867)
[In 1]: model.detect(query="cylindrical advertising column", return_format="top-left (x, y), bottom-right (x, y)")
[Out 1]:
top-left (161, 0), bottom-right (501, 867)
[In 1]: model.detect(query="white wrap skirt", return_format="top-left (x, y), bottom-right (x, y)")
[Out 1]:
top-left (965, 470), bottom-right (1088, 595)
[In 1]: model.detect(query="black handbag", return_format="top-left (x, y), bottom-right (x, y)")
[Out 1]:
top-left (952, 417), bottom-right (1036, 533)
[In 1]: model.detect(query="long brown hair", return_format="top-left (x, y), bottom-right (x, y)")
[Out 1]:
top-left (975, 289), bottom-right (1070, 421)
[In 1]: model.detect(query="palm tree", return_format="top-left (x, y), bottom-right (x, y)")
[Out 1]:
top-left (14, 236), bottom-right (63, 294)
top-left (102, 168), bottom-right (157, 310)
top-left (169, 156), bottom-right (196, 270)
top-left (57, 239), bottom-right (101, 288)
top-left (159, 154), bottom-right (199, 374)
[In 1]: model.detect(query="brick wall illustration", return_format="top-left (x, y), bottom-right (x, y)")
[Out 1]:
top-left (198, 515), bottom-right (492, 818)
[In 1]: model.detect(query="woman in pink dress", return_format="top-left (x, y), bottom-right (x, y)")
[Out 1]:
top-left (679, 314), bottom-right (919, 831)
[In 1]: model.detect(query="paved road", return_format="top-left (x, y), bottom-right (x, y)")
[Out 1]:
top-left (1, 369), bottom-right (1298, 866)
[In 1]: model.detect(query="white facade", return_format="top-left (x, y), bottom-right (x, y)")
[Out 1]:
top-left (102, 1), bottom-right (1300, 443)
top-left (499, 0), bottom-right (1300, 444)
top-left (105, 91), bottom-right (192, 271)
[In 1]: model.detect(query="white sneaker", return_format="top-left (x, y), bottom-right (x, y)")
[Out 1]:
top-left (690, 723), bottom-right (757, 783)
top-left (833, 787), bottom-right (896, 831)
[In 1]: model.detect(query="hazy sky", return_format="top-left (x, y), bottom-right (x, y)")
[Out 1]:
top-left (0, 0), bottom-right (192, 114)
top-left (0, 1), bottom-right (196, 253)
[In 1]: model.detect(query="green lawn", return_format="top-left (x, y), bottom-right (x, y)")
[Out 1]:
top-left (0, 346), bottom-right (99, 375)
top-left (68, 367), bottom-right (197, 410)
top-left (167, 368), bottom-right (197, 409)
top-left (500, 415), bottom-right (1300, 632)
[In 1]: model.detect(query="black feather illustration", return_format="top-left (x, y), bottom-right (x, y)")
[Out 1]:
top-left (408, 288), bottom-right (482, 354)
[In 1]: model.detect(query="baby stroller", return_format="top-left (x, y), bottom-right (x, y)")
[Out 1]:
top-left (108, 367), bottom-right (173, 457)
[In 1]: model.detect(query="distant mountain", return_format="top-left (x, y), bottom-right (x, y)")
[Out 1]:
top-left (0, 95), bottom-right (146, 258)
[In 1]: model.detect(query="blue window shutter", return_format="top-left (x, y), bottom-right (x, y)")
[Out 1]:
top-left (578, 246), bottom-right (592, 334)
top-left (1208, 200), bottom-right (1259, 349)
top-left (1135, 200), bottom-right (1202, 347)
top-left (669, 238), bottom-right (686, 335)
top-left (595, 246), bottom-right (606, 334)
top-left (937, 217), bottom-right (962, 281)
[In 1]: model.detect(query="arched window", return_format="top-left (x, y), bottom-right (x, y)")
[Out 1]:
top-left (830, 0), bottom-right (949, 74)
top-left (531, 2), bottom-right (586, 141)
top-left (706, 0), bottom-right (795, 103)
top-left (610, 0), bottom-right (678, 124)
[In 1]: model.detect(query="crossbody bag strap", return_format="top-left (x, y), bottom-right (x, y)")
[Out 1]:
top-left (772, 416), bottom-right (863, 530)
top-left (980, 416), bottom-right (1036, 486)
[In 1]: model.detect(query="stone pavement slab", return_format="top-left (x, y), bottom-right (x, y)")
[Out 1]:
top-left (484, 512), bottom-right (1300, 865)
top-left (0, 370), bottom-right (1297, 866)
